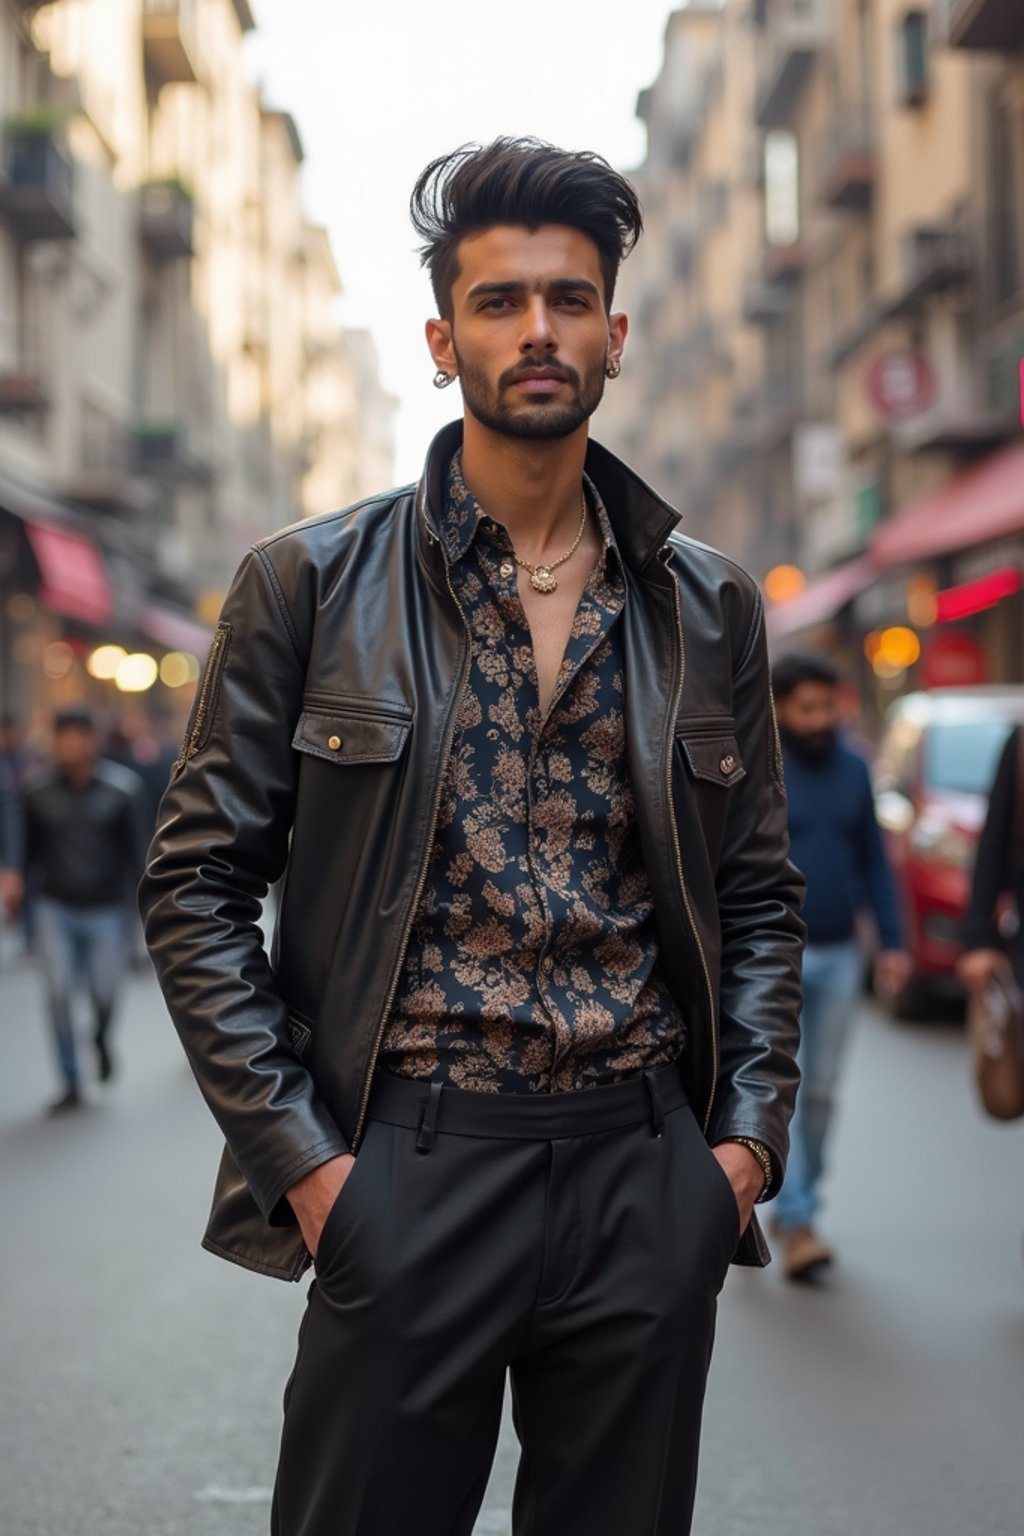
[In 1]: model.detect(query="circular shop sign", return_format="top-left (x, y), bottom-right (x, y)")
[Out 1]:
top-left (864, 350), bottom-right (936, 421)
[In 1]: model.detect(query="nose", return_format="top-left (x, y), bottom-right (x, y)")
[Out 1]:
top-left (519, 295), bottom-right (557, 355)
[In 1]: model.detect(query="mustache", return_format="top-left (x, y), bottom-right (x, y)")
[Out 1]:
top-left (500, 360), bottom-right (580, 389)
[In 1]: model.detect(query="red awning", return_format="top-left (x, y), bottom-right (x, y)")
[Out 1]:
top-left (872, 441), bottom-right (1024, 568)
top-left (139, 604), bottom-right (211, 656)
top-left (766, 556), bottom-right (876, 639)
top-left (23, 519), bottom-right (113, 627)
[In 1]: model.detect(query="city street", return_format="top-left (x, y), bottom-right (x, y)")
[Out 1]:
top-left (1, 952), bottom-right (1021, 1536)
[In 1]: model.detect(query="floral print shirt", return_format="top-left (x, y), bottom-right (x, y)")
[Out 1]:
top-left (380, 452), bottom-right (686, 1092)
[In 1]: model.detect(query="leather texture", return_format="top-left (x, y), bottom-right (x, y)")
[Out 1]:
top-left (139, 421), bottom-right (805, 1280)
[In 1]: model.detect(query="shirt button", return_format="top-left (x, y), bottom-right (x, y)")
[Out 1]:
top-left (328, 735), bottom-right (343, 750)
top-left (499, 561), bottom-right (515, 580)
top-left (720, 754), bottom-right (736, 775)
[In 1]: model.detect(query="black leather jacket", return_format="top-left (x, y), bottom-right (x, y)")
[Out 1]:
top-left (140, 423), bottom-right (804, 1280)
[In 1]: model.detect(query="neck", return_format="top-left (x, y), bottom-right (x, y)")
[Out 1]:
top-left (460, 414), bottom-right (588, 559)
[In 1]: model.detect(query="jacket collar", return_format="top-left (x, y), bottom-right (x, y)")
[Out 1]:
top-left (416, 420), bottom-right (682, 578)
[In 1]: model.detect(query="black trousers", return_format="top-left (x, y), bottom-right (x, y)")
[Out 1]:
top-left (271, 1062), bottom-right (739, 1536)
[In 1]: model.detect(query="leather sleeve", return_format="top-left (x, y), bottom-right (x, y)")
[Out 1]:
top-left (139, 547), bottom-right (350, 1225)
top-left (708, 588), bottom-right (805, 1192)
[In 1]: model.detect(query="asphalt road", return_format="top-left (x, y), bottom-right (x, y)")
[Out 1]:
top-left (1, 947), bottom-right (1021, 1536)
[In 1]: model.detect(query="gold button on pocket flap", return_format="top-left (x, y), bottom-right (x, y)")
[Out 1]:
top-left (677, 729), bottom-right (746, 788)
top-left (292, 702), bottom-right (412, 766)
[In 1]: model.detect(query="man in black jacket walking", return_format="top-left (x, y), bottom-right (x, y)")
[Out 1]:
top-left (24, 709), bottom-right (148, 1112)
top-left (140, 139), bottom-right (804, 1536)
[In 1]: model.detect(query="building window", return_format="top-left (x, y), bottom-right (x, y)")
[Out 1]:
top-left (991, 96), bottom-right (1024, 307)
top-left (765, 130), bottom-right (800, 247)
top-left (895, 11), bottom-right (928, 110)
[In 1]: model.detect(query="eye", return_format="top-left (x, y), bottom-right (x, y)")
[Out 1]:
top-left (480, 296), bottom-right (514, 312)
top-left (556, 295), bottom-right (590, 310)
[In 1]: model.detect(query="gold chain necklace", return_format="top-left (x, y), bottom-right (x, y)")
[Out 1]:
top-left (512, 492), bottom-right (588, 595)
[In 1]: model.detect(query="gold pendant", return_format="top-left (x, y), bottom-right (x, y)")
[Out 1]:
top-left (530, 566), bottom-right (558, 594)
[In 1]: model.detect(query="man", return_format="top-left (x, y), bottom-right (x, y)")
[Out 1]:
top-left (141, 139), bottom-right (803, 1536)
top-left (960, 725), bottom-right (1023, 993)
top-left (770, 652), bottom-right (909, 1280)
top-left (23, 708), bottom-right (148, 1112)
top-left (0, 748), bottom-right (23, 935)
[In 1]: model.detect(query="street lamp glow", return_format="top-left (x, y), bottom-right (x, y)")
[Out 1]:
top-left (764, 564), bottom-right (807, 605)
top-left (159, 651), bottom-right (199, 688)
top-left (115, 652), bottom-right (159, 693)
top-left (87, 644), bottom-right (127, 680)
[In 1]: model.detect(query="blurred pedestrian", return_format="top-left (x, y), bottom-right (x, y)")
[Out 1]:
top-left (959, 725), bottom-right (1022, 993)
top-left (22, 708), bottom-right (149, 1114)
top-left (0, 751), bottom-right (24, 938)
top-left (140, 139), bottom-right (803, 1536)
top-left (771, 651), bottom-right (911, 1281)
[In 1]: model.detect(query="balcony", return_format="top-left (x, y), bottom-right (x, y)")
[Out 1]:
top-left (68, 405), bottom-right (137, 511)
top-left (139, 179), bottom-right (194, 260)
top-left (885, 226), bottom-right (972, 318)
top-left (945, 0), bottom-right (1024, 51)
top-left (0, 125), bottom-right (76, 241)
top-left (0, 327), bottom-right (48, 415)
top-left (142, 0), bottom-right (200, 88)
top-left (133, 420), bottom-right (213, 485)
top-left (742, 270), bottom-right (794, 326)
top-left (816, 108), bottom-right (875, 212)
top-left (755, 0), bottom-right (829, 128)
top-left (762, 238), bottom-right (809, 283)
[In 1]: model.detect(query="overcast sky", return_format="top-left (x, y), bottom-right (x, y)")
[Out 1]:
top-left (245, 0), bottom-right (677, 484)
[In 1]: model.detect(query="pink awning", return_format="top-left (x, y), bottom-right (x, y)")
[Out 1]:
top-left (24, 520), bottom-right (112, 627)
top-left (872, 441), bottom-right (1024, 567)
top-left (766, 556), bottom-right (877, 639)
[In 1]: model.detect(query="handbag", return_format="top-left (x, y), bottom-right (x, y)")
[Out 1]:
top-left (967, 728), bottom-right (1024, 1122)
top-left (968, 968), bottom-right (1024, 1121)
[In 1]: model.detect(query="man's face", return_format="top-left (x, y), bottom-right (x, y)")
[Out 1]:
top-left (776, 682), bottom-right (838, 759)
top-left (53, 725), bottom-right (95, 775)
top-left (426, 224), bottom-right (626, 442)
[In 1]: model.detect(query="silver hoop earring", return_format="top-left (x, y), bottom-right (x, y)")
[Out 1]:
top-left (605, 360), bottom-right (621, 380)
top-left (433, 370), bottom-right (455, 390)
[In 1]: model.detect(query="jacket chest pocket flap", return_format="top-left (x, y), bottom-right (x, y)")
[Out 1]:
top-left (292, 702), bottom-right (412, 765)
top-left (677, 719), bottom-right (746, 788)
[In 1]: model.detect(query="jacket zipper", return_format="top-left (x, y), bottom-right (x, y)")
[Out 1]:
top-left (175, 621), bottom-right (229, 774)
top-left (663, 553), bottom-right (718, 1133)
top-left (350, 545), bottom-right (471, 1149)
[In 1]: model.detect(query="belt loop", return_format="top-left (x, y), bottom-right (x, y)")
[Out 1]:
top-left (643, 1069), bottom-right (665, 1138)
top-left (416, 1079), bottom-right (444, 1153)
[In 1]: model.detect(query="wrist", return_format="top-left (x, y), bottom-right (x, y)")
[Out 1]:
top-left (719, 1137), bottom-right (773, 1200)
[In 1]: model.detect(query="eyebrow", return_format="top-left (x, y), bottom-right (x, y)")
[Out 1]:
top-left (465, 277), bottom-right (601, 300)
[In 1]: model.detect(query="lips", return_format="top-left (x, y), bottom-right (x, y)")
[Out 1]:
top-left (510, 370), bottom-right (568, 393)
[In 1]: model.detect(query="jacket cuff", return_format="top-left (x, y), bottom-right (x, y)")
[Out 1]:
top-left (259, 1134), bottom-right (352, 1228)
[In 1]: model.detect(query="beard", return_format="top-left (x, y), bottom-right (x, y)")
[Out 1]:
top-left (452, 345), bottom-right (607, 441)
top-left (779, 723), bottom-right (837, 765)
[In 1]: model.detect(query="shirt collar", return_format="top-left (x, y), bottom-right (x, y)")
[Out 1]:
top-left (443, 449), bottom-right (623, 579)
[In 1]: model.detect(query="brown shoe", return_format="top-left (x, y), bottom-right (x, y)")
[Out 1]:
top-left (780, 1225), bottom-right (834, 1283)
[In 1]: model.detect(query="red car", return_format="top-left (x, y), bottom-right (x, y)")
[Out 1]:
top-left (873, 688), bottom-right (1024, 1017)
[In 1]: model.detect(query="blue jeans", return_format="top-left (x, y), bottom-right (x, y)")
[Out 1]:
top-left (772, 939), bottom-right (862, 1232)
top-left (35, 899), bottom-right (128, 1089)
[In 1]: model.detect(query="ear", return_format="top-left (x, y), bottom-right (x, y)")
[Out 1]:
top-left (425, 318), bottom-right (456, 378)
top-left (607, 311), bottom-right (628, 369)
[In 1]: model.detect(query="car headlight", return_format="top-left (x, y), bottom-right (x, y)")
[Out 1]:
top-left (908, 821), bottom-right (975, 871)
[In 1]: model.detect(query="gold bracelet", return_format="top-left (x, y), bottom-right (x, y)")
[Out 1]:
top-left (730, 1137), bottom-right (773, 1198)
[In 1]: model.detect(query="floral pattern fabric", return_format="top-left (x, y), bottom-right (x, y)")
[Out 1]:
top-left (380, 452), bottom-right (686, 1092)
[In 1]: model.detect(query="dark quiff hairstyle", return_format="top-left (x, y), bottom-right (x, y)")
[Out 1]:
top-left (410, 137), bottom-right (644, 319)
top-left (771, 651), bottom-right (840, 701)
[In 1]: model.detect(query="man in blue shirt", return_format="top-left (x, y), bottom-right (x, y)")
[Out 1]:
top-left (771, 653), bottom-right (909, 1280)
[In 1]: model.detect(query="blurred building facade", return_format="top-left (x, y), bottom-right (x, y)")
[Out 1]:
top-left (604, 0), bottom-right (1024, 713)
top-left (0, 0), bottom-right (396, 730)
